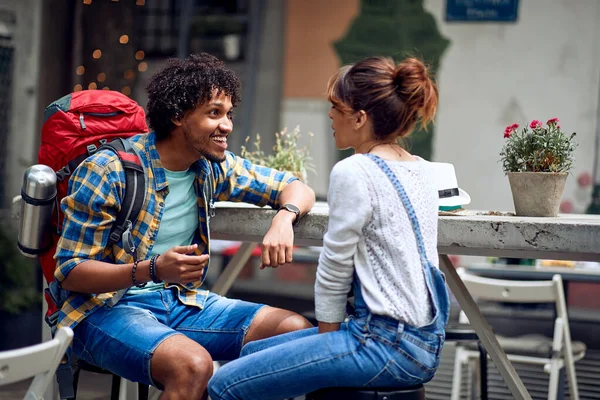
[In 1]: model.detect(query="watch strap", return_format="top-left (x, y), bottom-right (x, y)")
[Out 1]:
top-left (279, 203), bottom-right (300, 226)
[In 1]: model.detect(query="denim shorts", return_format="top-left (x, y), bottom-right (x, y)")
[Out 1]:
top-left (72, 288), bottom-right (265, 387)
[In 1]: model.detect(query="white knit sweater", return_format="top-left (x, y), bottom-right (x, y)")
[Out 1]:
top-left (314, 154), bottom-right (439, 327)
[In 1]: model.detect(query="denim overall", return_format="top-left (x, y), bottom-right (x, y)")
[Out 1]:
top-left (208, 154), bottom-right (451, 400)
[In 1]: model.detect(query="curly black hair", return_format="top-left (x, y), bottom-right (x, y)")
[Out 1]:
top-left (146, 53), bottom-right (241, 139)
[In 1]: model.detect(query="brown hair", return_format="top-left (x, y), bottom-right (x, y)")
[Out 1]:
top-left (326, 56), bottom-right (438, 139)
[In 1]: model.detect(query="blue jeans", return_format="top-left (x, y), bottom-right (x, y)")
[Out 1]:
top-left (72, 288), bottom-right (265, 387)
top-left (208, 154), bottom-right (450, 400)
top-left (209, 263), bottom-right (449, 399)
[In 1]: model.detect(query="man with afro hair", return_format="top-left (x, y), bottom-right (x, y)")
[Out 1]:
top-left (54, 53), bottom-right (315, 398)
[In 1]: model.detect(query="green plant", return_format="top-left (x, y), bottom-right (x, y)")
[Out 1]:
top-left (0, 224), bottom-right (40, 314)
top-left (241, 126), bottom-right (315, 181)
top-left (499, 118), bottom-right (577, 173)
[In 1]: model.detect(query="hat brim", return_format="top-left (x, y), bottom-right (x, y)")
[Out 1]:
top-left (438, 188), bottom-right (471, 207)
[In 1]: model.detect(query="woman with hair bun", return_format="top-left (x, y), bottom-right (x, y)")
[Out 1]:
top-left (208, 56), bottom-right (450, 400)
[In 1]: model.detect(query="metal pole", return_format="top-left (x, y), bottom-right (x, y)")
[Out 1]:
top-left (211, 242), bottom-right (257, 296)
top-left (241, 0), bottom-right (265, 138)
top-left (4, 0), bottom-right (43, 208)
top-left (177, 0), bottom-right (194, 59)
top-left (586, 64), bottom-right (600, 214)
top-left (439, 255), bottom-right (532, 400)
top-left (587, 3), bottom-right (600, 214)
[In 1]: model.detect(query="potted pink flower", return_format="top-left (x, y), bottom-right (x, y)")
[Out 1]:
top-left (499, 118), bottom-right (577, 217)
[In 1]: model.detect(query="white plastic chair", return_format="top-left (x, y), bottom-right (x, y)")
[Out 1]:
top-left (0, 327), bottom-right (73, 400)
top-left (451, 269), bottom-right (585, 400)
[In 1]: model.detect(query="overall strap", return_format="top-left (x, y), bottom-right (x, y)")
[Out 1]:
top-left (366, 154), bottom-right (430, 267)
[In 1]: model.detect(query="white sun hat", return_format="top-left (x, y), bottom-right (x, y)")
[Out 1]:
top-left (429, 162), bottom-right (471, 210)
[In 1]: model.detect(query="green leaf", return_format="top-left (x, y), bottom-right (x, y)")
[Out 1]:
top-left (0, 224), bottom-right (41, 314)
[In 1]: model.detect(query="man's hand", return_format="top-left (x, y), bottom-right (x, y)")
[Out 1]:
top-left (155, 244), bottom-right (209, 284)
top-left (261, 179), bottom-right (315, 268)
top-left (260, 210), bottom-right (295, 268)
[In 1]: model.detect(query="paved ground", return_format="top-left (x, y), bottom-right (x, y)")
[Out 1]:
top-left (1, 370), bottom-right (117, 400)
top-left (1, 370), bottom-right (307, 399)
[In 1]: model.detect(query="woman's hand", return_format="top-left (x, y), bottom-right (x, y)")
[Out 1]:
top-left (318, 322), bottom-right (341, 334)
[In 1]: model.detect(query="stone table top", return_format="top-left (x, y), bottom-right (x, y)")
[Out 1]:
top-left (12, 197), bottom-right (600, 261)
top-left (210, 202), bottom-right (600, 262)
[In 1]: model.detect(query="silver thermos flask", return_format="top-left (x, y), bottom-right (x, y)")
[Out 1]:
top-left (18, 164), bottom-right (57, 257)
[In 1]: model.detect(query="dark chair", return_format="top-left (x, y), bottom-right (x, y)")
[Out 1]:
top-left (445, 324), bottom-right (488, 400)
top-left (73, 359), bottom-right (149, 400)
top-left (305, 384), bottom-right (425, 400)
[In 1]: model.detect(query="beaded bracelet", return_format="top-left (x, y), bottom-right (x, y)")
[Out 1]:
top-left (131, 259), bottom-right (146, 288)
top-left (149, 254), bottom-right (161, 283)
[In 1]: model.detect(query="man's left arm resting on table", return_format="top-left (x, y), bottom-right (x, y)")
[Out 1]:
top-left (262, 179), bottom-right (315, 267)
top-left (212, 153), bottom-right (315, 267)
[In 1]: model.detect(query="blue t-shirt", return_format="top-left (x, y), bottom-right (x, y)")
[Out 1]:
top-left (128, 168), bottom-right (198, 294)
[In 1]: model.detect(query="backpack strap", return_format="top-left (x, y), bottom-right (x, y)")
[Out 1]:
top-left (46, 137), bottom-right (146, 327)
top-left (99, 138), bottom-right (146, 248)
top-left (204, 161), bottom-right (216, 218)
top-left (56, 140), bottom-right (110, 181)
top-left (51, 137), bottom-right (145, 400)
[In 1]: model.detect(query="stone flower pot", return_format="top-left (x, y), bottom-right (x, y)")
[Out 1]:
top-left (507, 172), bottom-right (568, 217)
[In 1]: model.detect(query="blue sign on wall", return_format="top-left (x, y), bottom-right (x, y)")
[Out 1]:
top-left (446, 0), bottom-right (519, 22)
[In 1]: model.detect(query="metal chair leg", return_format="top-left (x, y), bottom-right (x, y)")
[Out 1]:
top-left (110, 374), bottom-right (121, 400)
top-left (478, 342), bottom-right (488, 400)
top-left (138, 382), bottom-right (149, 400)
top-left (72, 366), bottom-right (81, 399)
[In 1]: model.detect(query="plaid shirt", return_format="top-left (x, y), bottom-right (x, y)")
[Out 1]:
top-left (55, 131), bottom-right (297, 329)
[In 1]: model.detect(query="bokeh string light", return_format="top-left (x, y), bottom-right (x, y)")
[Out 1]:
top-left (75, 0), bottom-right (147, 95)
top-left (124, 69), bottom-right (135, 80)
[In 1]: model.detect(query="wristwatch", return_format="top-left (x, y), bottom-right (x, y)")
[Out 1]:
top-left (278, 203), bottom-right (301, 226)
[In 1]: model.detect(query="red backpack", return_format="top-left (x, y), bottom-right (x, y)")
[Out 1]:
top-left (37, 90), bottom-right (149, 323)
